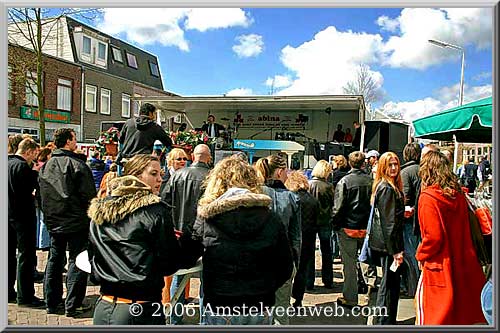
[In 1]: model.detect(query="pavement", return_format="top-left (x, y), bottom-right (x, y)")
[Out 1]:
top-left (8, 248), bottom-right (416, 326)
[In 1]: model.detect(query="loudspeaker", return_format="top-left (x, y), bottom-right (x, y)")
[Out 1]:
top-left (363, 121), bottom-right (409, 161)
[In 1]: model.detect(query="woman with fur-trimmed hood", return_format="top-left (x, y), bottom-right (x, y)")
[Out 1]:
top-left (88, 154), bottom-right (200, 325)
top-left (193, 155), bottom-right (293, 325)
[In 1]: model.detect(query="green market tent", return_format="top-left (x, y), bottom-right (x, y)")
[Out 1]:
top-left (413, 96), bottom-right (492, 143)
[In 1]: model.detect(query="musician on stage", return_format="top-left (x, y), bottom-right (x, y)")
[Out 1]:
top-left (201, 115), bottom-right (225, 138)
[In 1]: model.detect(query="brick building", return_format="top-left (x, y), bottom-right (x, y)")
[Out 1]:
top-left (8, 44), bottom-right (82, 141)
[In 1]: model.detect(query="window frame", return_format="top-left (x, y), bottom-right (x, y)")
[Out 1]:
top-left (121, 93), bottom-right (131, 118)
top-left (111, 46), bottom-right (123, 63)
top-left (100, 88), bottom-right (111, 115)
top-left (82, 35), bottom-right (91, 55)
top-left (25, 71), bottom-right (39, 107)
top-left (85, 84), bottom-right (97, 113)
top-left (126, 52), bottom-right (138, 69)
top-left (148, 61), bottom-right (160, 77)
top-left (57, 78), bottom-right (72, 111)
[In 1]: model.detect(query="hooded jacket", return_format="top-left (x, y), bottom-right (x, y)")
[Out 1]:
top-left (193, 189), bottom-right (293, 307)
top-left (416, 185), bottom-right (486, 325)
top-left (88, 176), bottom-right (200, 301)
top-left (118, 115), bottom-right (172, 160)
top-left (38, 149), bottom-right (96, 234)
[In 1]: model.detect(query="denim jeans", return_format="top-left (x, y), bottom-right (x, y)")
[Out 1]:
top-left (13, 217), bottom-right (37, 304)
top-left (93, 297), bottom-right (165, 325)
top-left (373, 255), bottom-right (401, 325)
top-left (292, 229), bottom-right (316, 303)
top-left (318, 225), bottom-right (333, 285)
top-left (401, 220), bottom-right (420, 297)
top-left (169, 275), bottom-right (185, 325)
top-left (44, 231), bottom-right (88, 312)
top-left (205, 310), bottom-right (272, 325)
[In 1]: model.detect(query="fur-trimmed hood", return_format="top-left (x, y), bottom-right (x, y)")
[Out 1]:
top-left (88, 175), bottom-right (160, 225)
top-left (197, 188), bottom-right (272, 220)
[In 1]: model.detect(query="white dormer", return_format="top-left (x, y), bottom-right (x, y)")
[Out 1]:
top-left (73, 26), bottom-right (108, 69)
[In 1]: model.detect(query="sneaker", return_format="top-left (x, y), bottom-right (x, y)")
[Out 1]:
top-left (336, 297), bottom-right (357, 308)
top-left (65, 303), bottom-right (92, 317)
top-left (18, 296), bottom-right (45, 308)
top-left (47, 304), bottom-right (65, 315)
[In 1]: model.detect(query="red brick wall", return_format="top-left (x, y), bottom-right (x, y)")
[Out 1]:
top-left (8, 44), bottom-right (82, 125)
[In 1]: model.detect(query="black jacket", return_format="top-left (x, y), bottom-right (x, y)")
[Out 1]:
top-left (8, 155), bottom-right (38, 226)
top-left (38, 149), bottom-right (96, 234)
top-left (295, 190), bottom-right (319, 234)
top-left (308, 177), bottom-right (334, 227)
top-left (193, 190), bottom-right (293, 307)
top-left (88, 176), bottom-right (200, 301)
top-left (401, 160), bottom-right (421, 235)
top-left (369, 181), bottom-right (405, 255)
top-left (161, 162), bottom-right (210, 235)
top-left (331, 169), bottom-right (372, 230)
top-left (201, 122), bottom-right (225, 137)
top-left (118, 115), bottom-right (172, 159)
top-left (331, 168), bottom-right (349, 186)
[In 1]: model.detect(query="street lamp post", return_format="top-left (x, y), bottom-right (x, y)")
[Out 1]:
top-left (428, 39), bottom-right (465, 172)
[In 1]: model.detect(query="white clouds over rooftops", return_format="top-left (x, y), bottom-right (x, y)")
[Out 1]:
top-left (98, 8), bottom-right (252, 51)
top-left (265, 75), bottom-right (292, 88)
top-left (232, 34), bottom-right (264, 58)
top-left (226, 88), bottom-right (254, 96)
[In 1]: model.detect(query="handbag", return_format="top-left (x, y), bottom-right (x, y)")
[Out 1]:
top-left (358, 201), bottom-right (381, 266)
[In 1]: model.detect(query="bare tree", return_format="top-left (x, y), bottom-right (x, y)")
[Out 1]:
top-left (342, 64), bottom-right (384, 117)
top-left (8, 8), bottom-right (101, 145)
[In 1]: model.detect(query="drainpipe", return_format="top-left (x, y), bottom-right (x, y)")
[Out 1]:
top-left (80, 66), bottom-right (85, 142)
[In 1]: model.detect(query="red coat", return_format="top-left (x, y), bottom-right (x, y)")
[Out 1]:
top-left (416, 185), bottom-right (486, 325)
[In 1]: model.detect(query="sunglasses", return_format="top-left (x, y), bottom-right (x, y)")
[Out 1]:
top-left (175, 157), bottom-right (188, 161)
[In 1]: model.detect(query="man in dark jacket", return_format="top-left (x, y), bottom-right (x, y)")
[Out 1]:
top-left (201, 114), bottom-right (225, 138)
top-left (8, 138), bottom-right (43, 306)
top-left (117, 102), bottom-right (172, 164)
top-left (460, 157), bottom-right (479, 195)
top-left (332, 151), bottom-right (372, 307)
top-left (162, 144), bottom-right (212, 325)
top-left (38, 128), bottom-right (96, 317)
top-left (88, 150), bottom-right (108, 192)
top-left (400, 143), bottom-right (422, 297)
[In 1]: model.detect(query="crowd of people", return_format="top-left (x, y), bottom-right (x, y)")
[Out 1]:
top-left (8, 104), bottom-right (492, 326)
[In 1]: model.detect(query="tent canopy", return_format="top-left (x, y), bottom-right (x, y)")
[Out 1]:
top-left (412, 96), bottom-right (492, 143)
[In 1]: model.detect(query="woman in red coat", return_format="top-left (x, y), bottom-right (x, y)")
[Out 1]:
top-left (416, 151), bottom-right (486, 325)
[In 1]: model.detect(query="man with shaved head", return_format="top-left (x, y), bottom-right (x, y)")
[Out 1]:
top-left (161, 144), bottom-right (212, 325)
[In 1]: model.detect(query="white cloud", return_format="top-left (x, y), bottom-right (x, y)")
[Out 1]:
top-left (185, 8), bottom-right (252, 32)
top-left (376, 15), bottom-right (399, 32)
top-left (226, 88), bottom-right (254, 96)
top-left (378, 83), bottom-right (492, 121)
top-left (232, 34), bottom-right (264, 58)
top-left (274, 26), bottom-right (385, 95)
top-left (265, 75), bottom-right (292, 88)
top-left (98, 8), bottom-right (252, 51)
top-left (380, 8), bottom-right (492, 69)
top-left (472, 71), bottom-right (492, 82)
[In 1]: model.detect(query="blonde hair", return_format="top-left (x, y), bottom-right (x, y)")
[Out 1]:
top-left (167, 148), bottom-right (189, 168)
top-left (17, 138), bottom-right (39, 154)
top-left (199, 155), bottom-right (261, 206)
top-left (124, 154), bottom-right (159, 177)
top-left (311, 160), bottom-right (332, 179)
top-left (371, 152), bottom-right (403, 202)
top-left (333, 155), bottom-right (348, 169)
top-left (254, 154), bottom-right (287, 183)
top-left (285, 171), bottom-right (310, 192)
top-left (420, 150), bottom-right (462, 198)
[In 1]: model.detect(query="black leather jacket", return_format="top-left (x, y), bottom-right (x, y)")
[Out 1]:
top-left (308, 177), bottom-right (334, 227)
top-left (161, 162), bottom-right (210, 235)
top-left (369, 181), bottom-right (405, 255)
top-left (401, 160), bottom-right (421, 235)
top-left (331, 169), bottom-right (372, 230)
top-left (38, 149), bottom-right (96, 234)
top-left (88, 176), bottom-right (200, 301)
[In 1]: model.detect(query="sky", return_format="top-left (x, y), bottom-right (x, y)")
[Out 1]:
top-left (78, 7), bottom-right (492, 122)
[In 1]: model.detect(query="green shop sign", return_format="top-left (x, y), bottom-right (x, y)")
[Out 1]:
top-left (20, 106), bottom-right (71, 124)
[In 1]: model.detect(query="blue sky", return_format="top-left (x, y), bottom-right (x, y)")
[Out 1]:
top-left (81, 7), bottom-right (492, 121)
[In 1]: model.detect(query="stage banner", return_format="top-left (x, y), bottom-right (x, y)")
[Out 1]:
top-left (233, 111), bottom-right (312, 130)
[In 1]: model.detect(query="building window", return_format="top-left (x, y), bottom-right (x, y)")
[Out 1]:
top-left (132, 94), bottom-right (142, 116)
top-left (57, 78), bottom-right (72, 111)
top-left (85, 84), bottom-right (97, 112)
top-left (100, 88), bottom-right (111, 115)
top-left (111, 46), bottom-right (123, 63)
top-left (82, 36), bottom-right (91, 55)
top-left (126, 52), bottom-right (138, 69)
top-left (8, 66), bottom-right (12, 101)
top-left (149, 61), bottom-right (159, 77)
top-left (25, 71), bottom-right (38, 107)
top-left (121, 94), bottom-right (131, 118)
top-left (98, 42), bottom-right (106, 61)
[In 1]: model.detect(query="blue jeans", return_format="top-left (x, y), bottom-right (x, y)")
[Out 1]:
top-left (169, 274), bottom-right (206, 325)
top-left (401, 220), bottom-right (420, 296)
top-left (205, 309), bottom-right (272, 325)
top-left (318, 226), bottom-right (333, 285)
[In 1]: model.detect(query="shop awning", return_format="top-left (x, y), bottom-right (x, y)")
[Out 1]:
top-left (412, 96), bottom-right (492, 143)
